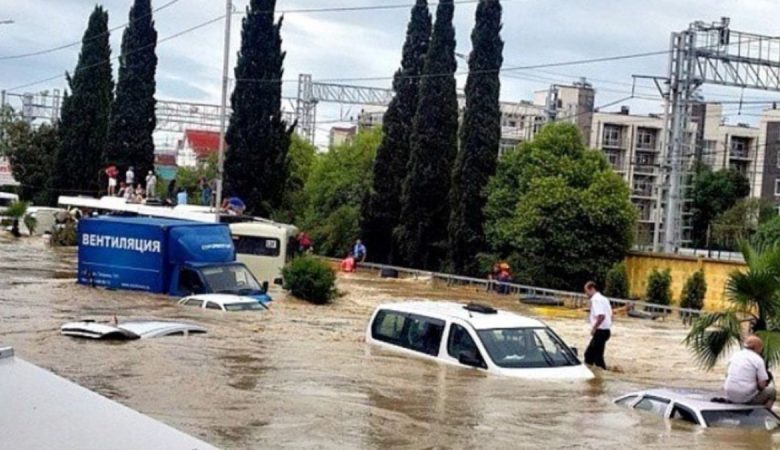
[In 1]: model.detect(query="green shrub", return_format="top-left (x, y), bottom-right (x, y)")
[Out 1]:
top-left (604, 262), bottom-right (629, 299)
top-left (645, 268), bottom-right (672, 305)
top-left (282, 257), bottom-right (337, 305)
top-left (680, 269), bottom-right (707, 310)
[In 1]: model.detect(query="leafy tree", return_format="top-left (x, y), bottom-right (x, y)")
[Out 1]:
top-left (645, 268), bottom-right (672, 306)
top-left (752, 215), bottom-right (780, 248)
top-left (448, 0), bottom-right (503, 275)
top-left (604, 262), bottom-right (629, 299)
top-left (686, 241), bottom-right (780, 369)
top-left (225, 0), bottom-right (294, 217)
top-left (5, 200), bottom-right (29, 237)
top-left (361, 0), bottom-right (431, 264)
top-left (276, 134), bottom-right (317, 224)
top-left (8, 123), bottom-right (58, 206)
top-left (680, 269), bottom-right (707, 311)
top-left (302, 128), bottom-right (380, 256)
top-left (396, 0), bottom-right (458, 270)
top-left (690, 166), bottom-right (750, 248)
top-left (52, 6), bottom-right (113, 197)
top-left (105, 0), bottom-right (157, 178)
top-left (711, 198), bottom-right (775, 249)
top-left (484, 123), bottom-right (636, 290)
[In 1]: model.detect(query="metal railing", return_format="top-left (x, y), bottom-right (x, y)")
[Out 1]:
top-left (322, 258), bottom-right (714, 320)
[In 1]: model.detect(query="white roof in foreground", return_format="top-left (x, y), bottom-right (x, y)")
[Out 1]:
top-left (183, 293), bottom-right (260, 305)
top-left (377, 300), bottom-right (545, 330)
top-left (0, 347), bottom-right (218, 450)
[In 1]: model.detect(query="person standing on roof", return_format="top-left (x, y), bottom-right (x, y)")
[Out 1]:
top-left (584, 281), bottom-right (613, 370)
top-left (125, 166), bottom-right (134, 186)
top-left (725, 335), bottom-right (776, 409)
top-left (145, 170), bottom-right (157, 198)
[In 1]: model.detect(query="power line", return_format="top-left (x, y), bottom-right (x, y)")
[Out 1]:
top-left (0, 0), bottom-right (182, 61)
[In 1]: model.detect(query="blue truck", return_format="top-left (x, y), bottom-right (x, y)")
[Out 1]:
top-left (77, 216), bottom-right (271, 302)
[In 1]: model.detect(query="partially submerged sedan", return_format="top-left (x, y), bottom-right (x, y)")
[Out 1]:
top-left (366, 301), bottom-right (593, 380)
top-left (614, 388), bottom-right (780, 430)
top-left (61, 320), bottom-right (206, 340)
top-left (178, 293), bottom-right (268, 312)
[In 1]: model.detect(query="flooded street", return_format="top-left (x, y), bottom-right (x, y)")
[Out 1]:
top-left (1, 236), bottom-right (778, 449)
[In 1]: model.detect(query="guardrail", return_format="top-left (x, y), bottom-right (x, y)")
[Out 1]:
top-left (323, 257), bottom-right (712, 321)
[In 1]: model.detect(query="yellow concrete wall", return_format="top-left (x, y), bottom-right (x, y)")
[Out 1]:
top-left (625, 252), bottom-right (746, 311)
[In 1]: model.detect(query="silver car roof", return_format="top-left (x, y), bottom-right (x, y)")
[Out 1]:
top-left (616, 388), bottom-right (770, 412)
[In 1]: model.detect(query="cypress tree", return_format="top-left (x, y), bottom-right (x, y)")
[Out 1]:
top-left (224, 0), bottom-right (294, 217)
top-left (448, 0), bottom-right (503, 275)
top-left (395, 0), bottom-right (458, 270)
top-left (360, 0), bottom-right (431, 264)
top-left (105, 0), bottom-right (158, 179)
top-left (53, 6), bottom-right (113, 197)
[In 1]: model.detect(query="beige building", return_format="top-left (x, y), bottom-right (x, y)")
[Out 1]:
top-left (328, 126), bottom-right (357, 148)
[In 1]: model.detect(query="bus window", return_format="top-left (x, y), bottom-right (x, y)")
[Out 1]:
top-left (233, 236), bottom-right (280, 257)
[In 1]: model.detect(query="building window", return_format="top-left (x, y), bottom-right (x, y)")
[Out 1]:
top-left (776, 152), bottom-right (780, 169)
top-left (602, 125), bottom-right (623, 148)
top-left (730, 137), bottom-right (750, 159)
top-left (775, 179), bottom-right (780, 196)
top-left (636, 128), bottom-right (657, 151)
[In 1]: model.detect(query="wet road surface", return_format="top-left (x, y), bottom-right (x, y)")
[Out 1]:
top-left (1, 236), bottom-right (777, 449)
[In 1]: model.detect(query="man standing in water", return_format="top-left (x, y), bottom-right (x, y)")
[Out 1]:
top-left (584, 281), bottom-right (612, 370)
top-left (725, 335), bottom-right (776, 409)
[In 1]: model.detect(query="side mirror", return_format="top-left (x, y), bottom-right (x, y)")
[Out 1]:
top-left (273, 277), bottom-right (283, 286)
top-left (262, 281), bottom-right (269, 293)
top-left (458, 351), bottom-right (485, 369)
top-left (570, 347), bottom-right (579, 357)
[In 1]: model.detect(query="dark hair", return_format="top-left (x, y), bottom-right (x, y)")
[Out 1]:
top-left (585, 281), bottom-right (598, 291)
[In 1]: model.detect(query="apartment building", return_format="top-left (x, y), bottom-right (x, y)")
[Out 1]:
top-left (590, 109), bottom-right (668, 245)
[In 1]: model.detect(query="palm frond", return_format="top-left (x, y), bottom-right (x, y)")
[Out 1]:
top-left (684, 311), bottom-right (742, 370)
top-left (4, 201), bottom-right (28, 219)
top-left (756, 331), bottom-right (780, 370)
top-left (726, 269), bottom-right (780, 315)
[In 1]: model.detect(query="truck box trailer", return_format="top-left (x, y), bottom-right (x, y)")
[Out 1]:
top-left (77, 216), bottom-right (270, 302)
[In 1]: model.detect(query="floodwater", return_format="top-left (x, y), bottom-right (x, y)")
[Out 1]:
top-left (1, 236), bottom-right (778, 449)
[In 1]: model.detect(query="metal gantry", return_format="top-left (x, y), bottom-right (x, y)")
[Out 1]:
top-left (656, 18), bottom-right (780, 252)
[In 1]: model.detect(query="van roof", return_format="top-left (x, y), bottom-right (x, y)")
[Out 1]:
top-left (375, 301), bottom-right (545, 330)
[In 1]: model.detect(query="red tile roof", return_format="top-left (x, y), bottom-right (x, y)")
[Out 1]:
top-left (184, 129), bottom-right (223, 159)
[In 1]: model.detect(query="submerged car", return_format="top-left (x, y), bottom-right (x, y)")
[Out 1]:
top-left (614, 388), bottom-right (780, 430)
top-left (365, 301), bottom-right (593, 380)
top-left (61, 320), bottom-right (206, 340)
top-left (178, 293), bottom-right (268, 312)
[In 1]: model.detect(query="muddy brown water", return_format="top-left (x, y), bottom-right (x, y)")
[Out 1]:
top-left (1, 236), bottom-right (778, 449)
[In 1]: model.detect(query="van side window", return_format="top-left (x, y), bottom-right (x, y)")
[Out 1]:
top-left (205, 302), bottom-right (222, 310)
top-left (635, 396), bottom-right (670, 417)
top-left (371, 310), bottom-right (407, 343)
top-left (233, 236), bottom-right (281, 257)
top-left (403, 315), bottom-right (445, 356)
top-left (179, 269), bottom-right (205, 294)
top-left (185, 298), bottom-right (204, 307)
top-left (670, 404), bottom-right (699, 425)
top-left (448, 324), bottom-right (483, 362)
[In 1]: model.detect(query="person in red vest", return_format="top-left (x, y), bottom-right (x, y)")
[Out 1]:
top-left (340, 252), bottom-right (356, 272)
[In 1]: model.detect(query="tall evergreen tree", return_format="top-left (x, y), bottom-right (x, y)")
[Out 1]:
top-left (105, 0), bottom-right (158, 179)
top-left (448, 0), bottom-right (503, 275)
top-left (53, 6), bottom-right (113, 197)
top-left (224, 0), bottom-right (294, 217)
top-left (360, 1), bottom-right (432, 264)
top-left (395, 0), bottom-right (458, 270)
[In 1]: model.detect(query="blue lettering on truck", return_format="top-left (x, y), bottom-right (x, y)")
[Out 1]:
top-left (81, 234), bottom-right (162, 254)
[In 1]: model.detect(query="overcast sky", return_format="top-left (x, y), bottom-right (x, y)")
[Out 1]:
top-left (2, 0), bottom-right (780, 146)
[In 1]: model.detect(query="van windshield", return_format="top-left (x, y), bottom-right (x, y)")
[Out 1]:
top-left (476, 327), bottom-right (579, 368)
top-left (201, 264), bottom-right (264, 295)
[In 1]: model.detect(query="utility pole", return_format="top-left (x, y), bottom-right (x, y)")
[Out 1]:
top-left (215, 0), bottom-right (232, 220)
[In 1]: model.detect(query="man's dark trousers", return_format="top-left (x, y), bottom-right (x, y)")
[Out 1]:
top-left (584, 329), bottom-right (611, 369)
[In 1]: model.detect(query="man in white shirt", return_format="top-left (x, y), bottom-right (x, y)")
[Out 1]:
top-left (125, 166), bottom-right (134, 185)
top-left (724, 335), bottom-right (775, 408)
top-left (584, 281), bottom-right (613, 369)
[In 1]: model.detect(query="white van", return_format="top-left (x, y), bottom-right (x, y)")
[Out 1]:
top-left (366, 301), bottom-right (594, 380)
top-left (0, 192), bottom-right (19, 214)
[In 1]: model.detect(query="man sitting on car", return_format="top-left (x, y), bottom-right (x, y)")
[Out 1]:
top-left (724, 335), bottom-right (776, 409)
